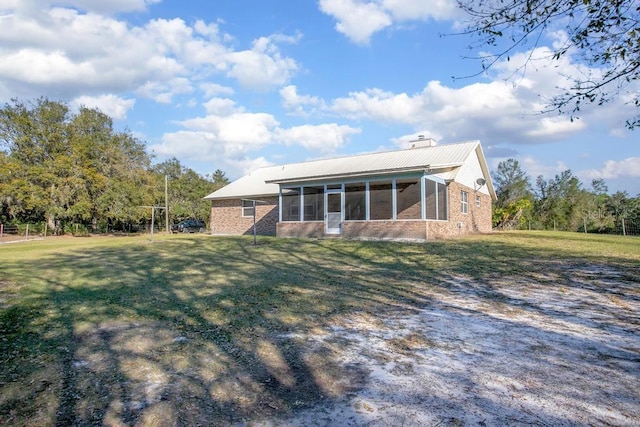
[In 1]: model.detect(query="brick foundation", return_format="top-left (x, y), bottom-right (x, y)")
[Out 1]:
top-left (342, 220), bottom-right (426, 240)
top-left (277, 222), bottom-right (324, 238)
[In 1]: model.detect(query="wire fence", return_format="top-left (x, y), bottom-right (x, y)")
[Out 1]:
top-left (608, 219), bottom-right (640, 236)
top-left (0, 223), bottom-right (43, 242)
top-left (2, 217), bottom-right (637, 244)
top-left (523, 218), bottom-right (639, 236)
top-left (0, 221), bottom-right (168, 243)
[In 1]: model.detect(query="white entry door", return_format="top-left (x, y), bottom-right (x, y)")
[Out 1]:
top-left (325, 191), bottom-right (342, 235)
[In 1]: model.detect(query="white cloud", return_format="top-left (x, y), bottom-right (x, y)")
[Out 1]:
top-left (491, 44), bottom-right (637, 132)
top-left (381, 0), bottom-right (461, 21)
top-left (280, 85), bottom-right (326, 116)
top-left (319, 0), bottom-right (392, 45)
top-left (200, 82), bottom-right (234, 98)
top-left (330, 88), bottom-right (422, 123)
top-left (16, 0), bottom-right (162, 15)
top-left (203, 98), bottom-right (243, 116)
top-left (154, 107), bottom-right (360, 161)
top-left (225, 36), bottom-right (299, 90)
top-left (318, 0), bottom-right (460, 44)
top-left (234, 156), bottom-right (274, 176)
top-left (152, 102), bottom-right (359, 177)
top-left (275, 124), bottom-right (361, 152)
top-left (152, 128), bottom-right (278, 180)
top-left (289, 79), bottom-right (576, 144)
top-left (580, 158), bottom-right (640, 180)
top-left (284, 42), bottom-right (632, 146)
top-left (524, 116), bottom-right (586, 138)
top-left (150, 106), bottom-right (278, 181)
top-left (0, 5), bottom-right (299, 103)
top-left (71, 94), bottom-right (135, 119)
top-left (521, 156), bottom-right (569, 179)
top-left (136, 77), bottom-right (194, 104)
top-left (179, 112), bottom-right (279, 147)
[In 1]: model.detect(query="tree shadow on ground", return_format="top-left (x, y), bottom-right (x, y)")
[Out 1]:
top-left (0, 234), bottom-right (638, 425)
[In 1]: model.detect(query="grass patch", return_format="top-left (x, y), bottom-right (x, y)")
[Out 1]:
top-left (0, 231), bottom-right (638, 425)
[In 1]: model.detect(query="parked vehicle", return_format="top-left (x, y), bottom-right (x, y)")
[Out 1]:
top-left (171, 219), bottom-right (206, 233)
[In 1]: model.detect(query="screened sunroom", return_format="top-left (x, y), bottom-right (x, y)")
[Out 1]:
top-left (277, 174), bottom-right (448, 236)
top-left (206, 139), bottom-right (495, 240)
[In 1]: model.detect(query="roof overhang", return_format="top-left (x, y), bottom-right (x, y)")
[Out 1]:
top-left (266, 163), bottom-right (463, 185)
top-left (204, 192), bottom-right (277, 201)
top-left (474, 144), bottom-right (497, 201)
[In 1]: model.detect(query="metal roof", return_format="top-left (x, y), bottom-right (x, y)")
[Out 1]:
top-left (204, 141), bottom-right (486, 200)
top-left (268, 140), bottom-right (480, 184)
top-left (204, 165), bottom-right (281, 200)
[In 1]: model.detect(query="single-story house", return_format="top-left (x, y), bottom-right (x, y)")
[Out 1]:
top-left (204, 138), bottom-right (496, 240)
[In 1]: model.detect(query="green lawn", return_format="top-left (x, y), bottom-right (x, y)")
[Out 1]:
top-left (1, 232), bottom-right (638, 425)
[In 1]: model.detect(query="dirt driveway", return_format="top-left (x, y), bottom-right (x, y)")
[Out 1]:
top-left (248, 262), bottom-right (639, 426)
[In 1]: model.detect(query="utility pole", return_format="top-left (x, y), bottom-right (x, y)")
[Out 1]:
top-left (165, 175), bottom-right (169, 233)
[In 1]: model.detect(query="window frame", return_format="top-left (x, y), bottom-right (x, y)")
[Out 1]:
top-left (303, 185), bottom-right (325, 221)
top-left (241, 199), bottom-right (255, 218)
top-left (277, 175), bottom-right (454, 223)
top-left (368, 179), bottom-right (394, 221)
top-left (395, 178), bottom-right (422, 220)
top-left (424, 177), bottom-right (448, 221)
top-left (344, 182), bottom-right (367, 221)
top-left (461, 190), bottom-right (469, 215)
top-left (280, 187), bottom-right (302, 222)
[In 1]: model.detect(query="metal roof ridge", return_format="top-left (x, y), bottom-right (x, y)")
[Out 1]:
top-left (262, 139), bottom-right (480, 170)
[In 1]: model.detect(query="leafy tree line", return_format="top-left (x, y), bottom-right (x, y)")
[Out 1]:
top-left (0, 98), bottom-right (228, 233)
top-left (492, 159), bottom-right (640, 233)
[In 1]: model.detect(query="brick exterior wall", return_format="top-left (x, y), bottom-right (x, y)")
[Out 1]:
top-left (212, 182), bottom-right (493, 240)
top-left (210, 197), bottom-right (278, 236)
top-left (277, 222), bottom-right (324, 238)
top-left (342, 220), bottom-right (427, 240)
top-left (422, 182), bottom-right (492, 238)
top-left (441, 181), bottom-right (493, 236)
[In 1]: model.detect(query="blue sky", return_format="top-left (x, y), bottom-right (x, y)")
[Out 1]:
top-left (1, 0), bottom-right (638, 195)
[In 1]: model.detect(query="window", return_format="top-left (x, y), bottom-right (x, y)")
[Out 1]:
top-left (345, 182), bottom-right (366, 220)
top-left (461, 190), bottom-right (468, 214)
top-left (476, 195), bottom-right (481, 207)
top-left (425, 179), bottom-right (448, 220)
top-left (396, 179), bottom-right (421, 219)
top-left (303, 186), bottom-right (324, 221)
top-left (242, 200), bottom-right (254, 217)
top-left (369, 181), bottom-right (393, 220)
top-left (281, 187), bottom-right (300, 221)
top-left (425, 180), bottom-right (437, 220)
top-left (437, 182), bottom-right (448, 220)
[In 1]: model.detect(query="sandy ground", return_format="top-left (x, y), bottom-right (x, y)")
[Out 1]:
top-left (245, 264), bottom-right (640, 426)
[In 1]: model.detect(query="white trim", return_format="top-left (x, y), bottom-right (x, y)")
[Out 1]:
top-left (421, 177), bottom-right (426, 220)
top-left (392, 180), bottom-right (397, 221)
top-left (366, 181), bottom-right (370, 221)
top-left (461, 190), bottom-right (469, 215)
top-left (241, 199), bottom-right (255, 217)
top-left (325, 189), bottom-right (343, 235)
